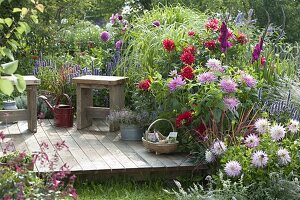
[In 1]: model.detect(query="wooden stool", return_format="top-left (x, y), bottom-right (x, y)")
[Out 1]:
top-left (0, 76), bottom-right (41, 133)
top-left (72, 75), bottom-right (128, 131)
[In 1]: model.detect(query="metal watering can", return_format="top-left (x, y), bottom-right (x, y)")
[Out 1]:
top-left (39, 93), bottom-right (74, 128)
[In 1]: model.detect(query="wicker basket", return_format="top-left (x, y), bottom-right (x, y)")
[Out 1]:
top-left (142, 119), bottom-right (178, 154)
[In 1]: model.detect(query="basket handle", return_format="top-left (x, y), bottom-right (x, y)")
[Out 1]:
top-left (146, 119), bottom-right (175, 133)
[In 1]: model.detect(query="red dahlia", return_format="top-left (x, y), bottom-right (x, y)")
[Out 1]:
top-left (183, 45), bottom-right (196, 54)
top-left (180, 66), bottom-right (194, 80)
top-left (188, 31), bottom-right (196, 37)
top-left (176, 111), bottom-right (193, 128)
top-left (204, 40), bottom-right (216, 50)
top-left (138, 79), bottom-right (151, 91)
top-left (180, 51), bottom-right (195, 65)
top-left (236, 32), bottom-right (248, 44)
top-left (162, 39), bottom-right (175, 52)
top-left (194, 123), bottom-right (208, 141)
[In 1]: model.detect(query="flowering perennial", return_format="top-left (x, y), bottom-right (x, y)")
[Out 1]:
top-left (205, 150), bottom-right (215, 163)
top-left (218, 22), bottom-right (233, 52)
top-left (197, 72), bottom-right (217, 84)
top-left (277, 148), bottom-right (291, 166)
top-left (244, 134), bottom-right (260, 148)
top-left (220, 78), bottom-right (237, 93)
top-left (270, 124), bottom-right (286, 141)
top-left (251, 150), bottom-right (268, 168)
top-left (288, 119), bottom-right (299, 133)
top-left (175, 111), bottom-right (193, 128)
top-left (224, 160), bottom-right (242, 177)
top-left (168, 76), bottom-right (186, 92)
top-left (180, 51), bottom-right (195, 65)
top-left (100, 31), bottom-right (110, 42)
top-left (252, 38), bottom-right (264, 63)
top-left (162, 39), bottom-right (175, 52)
top-left (138, 79), bottom-right (151, 91)
top-left (204, 40), bottom-right (216, 50)
top-left (223, 96), bottom-right (240, 111)
top-left (254, 118), bottom-right (270, 134)
top-left (241, 74), bottom-right (257, 88)
top-left (180, 66), bottom-right (194, 80)
top-left (211, 140), bottom-right (227, 156)
top-left (205, 18), bottom-right (219, 31)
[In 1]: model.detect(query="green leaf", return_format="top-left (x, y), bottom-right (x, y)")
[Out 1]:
top-left (35, 4), bottom-right (44, 13)
top-left (0, 79), bottom-right (14, 96)
top-left (4, 18), bottom-right (13, 27)
top-left (21, 8), bottom-right (28, 16)
top-left (14, 75), bottom-right (26, 93)
top-left (1, 60), bottom-right (18, 74)
top-left (30, 15), bottom-right (38, 23)
top-left (0, 18), bottom-right (4, 24)
top-left (13, 8), bottom-right (22, 13)
top-left (3, 48), bottom-right (14, 61)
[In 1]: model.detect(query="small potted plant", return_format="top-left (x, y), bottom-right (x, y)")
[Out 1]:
top-left (107, 109), bottom-right (155, 141)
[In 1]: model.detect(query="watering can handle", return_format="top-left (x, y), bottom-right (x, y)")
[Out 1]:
top-left (55, 93), bottom-right (72, 107)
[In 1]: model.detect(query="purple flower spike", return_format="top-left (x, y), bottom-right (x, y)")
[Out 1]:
top-left (152, 20), bottom-right (160, 27)
top-left (115, 40), bottom-right (123, 50)
top-left (218, 22), bottom-right (233, 52)
top-left (252, 38), bottom-right (264, 63)
top-left (100, 31), bottom-right (110, 42)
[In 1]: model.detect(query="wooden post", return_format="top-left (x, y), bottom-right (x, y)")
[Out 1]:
top-left (27, 85), bottom-right (38, 133)
top-left (109, 84), bottom-right (125, 132)
top-left (76, 85), bottom-right (93, 129)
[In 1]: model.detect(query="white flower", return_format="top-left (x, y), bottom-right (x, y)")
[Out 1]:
top-left (254, 118), bottom-right (270, 134)
top-left (224, 160), bottom-right (242, 177)
top-left (169, 69), bottom-right (178, 77)
top-left (211, 140), bottom-right (227, 156)
top-left (205, 150), bottom-right (215, 163)
top-left (251, 150), bottom-right (268, 168)
top-left (270, 124), bottom-right (286, 141)
top-left (244, 134), bottom-right (260, 148)
top-left (288, 119), bottom-right (299, 133)
top-left (206, 58), bottom-right (221, 68)
top-left (60, 18), bottom-right (68, 24)
top-left (277, 148), bottom-right (291, 165)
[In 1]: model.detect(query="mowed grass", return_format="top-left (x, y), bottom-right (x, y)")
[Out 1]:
top-left (75, 178), bottom-right (177, 200)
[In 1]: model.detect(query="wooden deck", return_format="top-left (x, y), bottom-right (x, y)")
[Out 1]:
top-left (0, 119), bottom-right (203, 180)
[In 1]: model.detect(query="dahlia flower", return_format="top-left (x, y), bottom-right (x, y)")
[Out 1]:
top-left (206, 58), bottom-right (221, 68)
top-left (183, 46), bottom-right (196, 54)
top-left (211, 140), bottom-right (227, 156)
top-left (162, 39), bottom-right (175, 52)
top-left (270, 124), bottom-right (286, 141)
top-left (204, 40), bottom-right (216, 50)
top-left (223, 96), bottom-right (240, 111)
top-left (288, 119), bottom-right (299, 133)
top-left (241, 74), bottom-right (257, 88)
top-left (175, 111), bottom-right (192, 128)
top-left (224, 160), bottom-right (242, 177)
top-left (254, 118), bottom-right (270, 134)
top-left (277, 148), bottom-right (291, 166)
top-left (138, 79), bottom-right (151, 91)
top-left (197, 72), bottom-right (217, 84)
top-left (194, 123), bottom-right (207, 141)
top-left (220, 78), bottom-right (237, 93)
top-left (180, 51), bottom-right (195, 65)
top-left (251, 150), bottom-right (268, 168)
top-left (188, 31), bottom-right (196, 37)
top-left (236, 32), bottom-right (248, 44)
top-left (180, 66), bottom-right (194, 80)
top-left (205, 18), bottom-right (219, 31)
top-left (244, 134), bottom-right (260, 148)
top-left (168, 76), bottom-right (186, 92)
top-left (205, 150), bottom-right (215, 163)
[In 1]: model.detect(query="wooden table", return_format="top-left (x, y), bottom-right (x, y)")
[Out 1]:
top-left (72, 75), bottom-right (128, 131)
top-left (0, 76), bottom-right (41, 133)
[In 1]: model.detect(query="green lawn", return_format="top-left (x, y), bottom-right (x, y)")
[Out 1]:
top-left (75, 178), bottom-right (178, 200)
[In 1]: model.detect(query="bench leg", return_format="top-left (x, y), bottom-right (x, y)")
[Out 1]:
top-left (27, 86), bottom-right (37, 133)
top-left (109, 84), bottom-right (125, 132)
top-left (77, 85), bottom-right (93, 129)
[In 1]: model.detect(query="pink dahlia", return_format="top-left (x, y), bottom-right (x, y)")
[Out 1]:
top-left (251, 150), bottom-right (268, 168)
top-left (244, 134), bottom-right (260, 148)
top-left (223, 96), bottom-right (240, 111)
top-left (220, 78), bottom-right (237, 93)
top-left (197, 72), bottom-right (217, 84)
top-left (224, 160), bottom-right (242, 177)
top-left (168, 76), bottom-right (186, 92)
top-left (205, 18), bottom-right (219, 31)
top-left (183, 46), bottom-right (196, 54)
top-left (241, 74), bottom-right (257, 88)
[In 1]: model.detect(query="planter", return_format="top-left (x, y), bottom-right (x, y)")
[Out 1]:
top-left (3, 100), bottom-right (17, 110)
top-left (120, 124), bottom-right (143, 141)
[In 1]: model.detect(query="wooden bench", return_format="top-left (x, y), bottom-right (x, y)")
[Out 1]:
top-left (72, 75), bottom-right (128, 131)
top-left (0, 76), bottom-right (41, 133)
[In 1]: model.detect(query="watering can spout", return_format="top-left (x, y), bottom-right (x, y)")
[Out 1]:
top-left (38, 95), bottom-right (54, 112)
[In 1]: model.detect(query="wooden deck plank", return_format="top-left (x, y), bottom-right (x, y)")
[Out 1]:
top-left (40, 120), bottom-right (83, 171)
top-left (77, 127), bottom-right (125, 170)
top-left (7, 122), bottom-right (30, 153)
top-left (94, 121), bottom-right (151, 169)
top-left (66, 126), bottom-right (111, 171)
top-left (17, 121), bottom-right (44, 172)
top-left (89, 124), bottom-right (138, 170)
